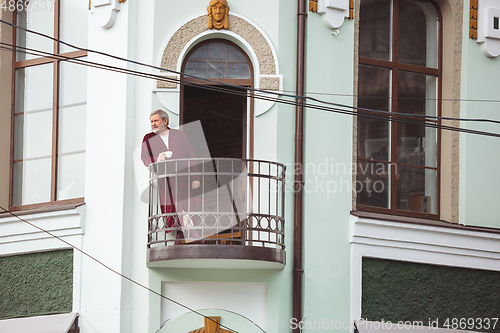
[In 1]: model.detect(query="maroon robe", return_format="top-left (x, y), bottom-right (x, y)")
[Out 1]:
top-left (141, 128), bottom-right (200, 231)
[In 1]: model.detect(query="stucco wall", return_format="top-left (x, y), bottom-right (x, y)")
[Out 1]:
top-left (0, 250), bottom-right (73, 319)
top-left (362, 258), bottom-right (500, 332)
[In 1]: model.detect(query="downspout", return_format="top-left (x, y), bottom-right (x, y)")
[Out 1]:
top-left (293, 0), bottom-right (307, 331)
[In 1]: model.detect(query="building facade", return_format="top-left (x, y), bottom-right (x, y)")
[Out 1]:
top-left (0, 0), bottom-right (499, 332)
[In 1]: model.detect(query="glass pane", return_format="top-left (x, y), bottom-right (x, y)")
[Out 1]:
top-left (60, 0), bottom-right (89, 53)
top-left (400, 167), bottom-right (437, 214)
top-left (356, 161), bottom-right (390, 209)
top-left (16, 5), bottom-right (55, 61)
top-left (188, 44), bottom-right (207, 61)
top-left (227, 63), bottom-right (250, 79)
top-left (227, 45), bottom-right (246, 61)
top-left (359, 0), bottom-right (391, 60)
top-left (15, 64), bottom-right (54, 112)
top-left (398, 71), bottom-right (437, 117)
top-left (357, 65), bottom-right (391, 159)
top-left (14, 110), bottom-right (53, 160)
top-left (208, 62), bottom-right (226, 78)
top-left (60, 60), bottom-right (87, 106)
top-left (58, 104), bottom-right (86, 154)
top-left (398, 0), bottom-right (438, 68)
top-left (208, 42), bottom-right (227, 61)
top-left (185, 61), bottom-right (207, 78)
top-left (398, 123), bottom-right (437, 168)
top-left (397, 71), bottom-right (437, 168)
top-left (57, 153), bottom-right (85, 200)
top-left (12, 158), bottom-right (52, 206)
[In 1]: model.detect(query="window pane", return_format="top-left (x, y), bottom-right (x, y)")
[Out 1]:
top-left (13, 158), bottom-right (52, 206)
top-left (227, 45), bottom-right (246, 61)
top-left (359, 0), bottom-right (391, 60)
top-left (357, 65), bottom-right (391, 159)
top-left (398, 123), bottom-right (437, 168)
top-left (58, 104), bottom-right (86, 154)
top-left (60, 61), bottom-right (87, 106)
top-left (14, 111), bottom-right (53, 160)
top-left (397, 71), bottom-right (437, 168)
top-left (16, 6), bottom-right (55, 61)
top-left (15, 64), bottom-right (54, 112)
top-left (188, 45), bottom-right (208, 61)
top-left (356, 161), bottom-right (391, 209)
top-left (208, 42), bottom-right (226, 61)
top-left (60, 0), bottom-right (89, 53)
top-left (400, 167), bottom-right (437, 214)
top-left (57, 153), bottom-right (85, 200)
top-left (208, 62), bottom-right (226, 78)
top-left (227, 63), bottom-right (250, 79)
top-left (185, 61), bottom-right (207, 78)
top-left (398, 0), bottom-right (438, 68)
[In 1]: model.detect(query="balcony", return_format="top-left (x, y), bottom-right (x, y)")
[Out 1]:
top-left (146, 158), bottom-right (286, 269)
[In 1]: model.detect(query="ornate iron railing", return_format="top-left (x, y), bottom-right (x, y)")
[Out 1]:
top-left (147, 158), bottom-right (286, 254)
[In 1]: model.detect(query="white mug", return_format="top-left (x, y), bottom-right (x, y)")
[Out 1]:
top-left (165, 151), bottom-right (173, 158)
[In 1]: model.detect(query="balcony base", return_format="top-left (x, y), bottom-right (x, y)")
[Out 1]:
top-left (147, 245), bottom-right (285, 269)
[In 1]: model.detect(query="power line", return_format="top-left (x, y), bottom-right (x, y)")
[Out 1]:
top-left (0, 206), bottom-right (237, 333)
top-left (2, 18), bottom-right (500, 128)
top-left (2, 40), bottom-right (500, 140)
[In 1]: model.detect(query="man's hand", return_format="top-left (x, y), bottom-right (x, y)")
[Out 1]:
top-left (157, 152), bottom-right (166, 161)
top-left (192, 180), bottom-right (200, 189)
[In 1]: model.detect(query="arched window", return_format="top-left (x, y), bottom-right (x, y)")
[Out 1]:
top-left (184, 41), bottom-right (251, 80)
top-left (356, 0), bottom-right (441, 218)
top-left (181, 40), bottom-right (253, 159)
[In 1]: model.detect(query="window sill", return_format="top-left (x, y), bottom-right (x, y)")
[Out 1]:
top-left (351, 210), bottom-right (500, 235)
top-left (2, 200), bottom-right (85, 218)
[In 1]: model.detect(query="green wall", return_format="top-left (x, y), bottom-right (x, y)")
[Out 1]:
top-left (0, 249), bottom-right (73, 319)
top-left (362, 258), bottom-right (500, 332)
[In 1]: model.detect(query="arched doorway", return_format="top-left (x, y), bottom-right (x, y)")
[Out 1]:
top-left (180, 39), bottom-right (253, 159)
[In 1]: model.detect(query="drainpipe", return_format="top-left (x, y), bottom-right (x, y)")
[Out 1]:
top-left (293, 0), bottom-right (307, 331)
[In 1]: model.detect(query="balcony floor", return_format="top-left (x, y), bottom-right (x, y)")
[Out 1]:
top-left (147, 245), bottom-right (285, 269)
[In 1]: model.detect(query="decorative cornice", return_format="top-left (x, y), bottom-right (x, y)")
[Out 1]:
top-left (470, 0), bottom-right (478, 39)
top-left (310, 0), bottom-right (354, 30)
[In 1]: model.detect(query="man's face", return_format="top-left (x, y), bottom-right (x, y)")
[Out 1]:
top-left (150, 114), bottom-right (168, 134)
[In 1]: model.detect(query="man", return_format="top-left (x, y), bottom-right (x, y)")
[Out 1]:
top-left (141, 109), bottom-right (202, 243)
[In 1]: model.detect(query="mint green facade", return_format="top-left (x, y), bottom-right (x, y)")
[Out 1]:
top-left (1, 0), bottom-right (499, 332)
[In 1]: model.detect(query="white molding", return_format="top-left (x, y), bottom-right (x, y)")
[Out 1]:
top-left (90, 0), bottom-right (122, 29)
top-left (317, 0), bottom-right (350, 29)
top-left (476, 0), bottom-right (500, 57)
top-left (349, 215), bottom-right (500, 332)
top-left (0, 206), bottom-right (86, 256)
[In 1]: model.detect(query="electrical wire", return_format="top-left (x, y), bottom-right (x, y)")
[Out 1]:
top-left (0, 206), bottom-right (237, 333)
top-left (1, 15), bottom-right (499, 333)
top-left (2, 40), bottom-right (500, 139)
top-left (2, 18), bottom-right (500, 128)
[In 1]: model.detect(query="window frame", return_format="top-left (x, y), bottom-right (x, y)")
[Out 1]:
top-left (10, 0), bottom-right (87, 211)
top-left (356, 0), bottom-right (443, 219)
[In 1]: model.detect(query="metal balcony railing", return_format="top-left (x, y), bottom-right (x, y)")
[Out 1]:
top-left (147, 158), bottom-right (286, 266)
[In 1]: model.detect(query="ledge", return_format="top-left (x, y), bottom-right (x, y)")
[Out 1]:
top-left (351, 210), bottom-right (500, 235)
top-left (147, 245), bottom-right (285, 269)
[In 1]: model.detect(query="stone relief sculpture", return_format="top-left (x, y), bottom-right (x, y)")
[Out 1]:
top-left (207, 0), bottom-right (230, 30)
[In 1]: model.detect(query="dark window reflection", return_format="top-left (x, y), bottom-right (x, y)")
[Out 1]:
top-left (359, 0), bottom-right (391, 60)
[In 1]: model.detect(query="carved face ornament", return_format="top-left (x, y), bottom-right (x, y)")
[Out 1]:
top-left (207, 0), bottom-right (229, 30)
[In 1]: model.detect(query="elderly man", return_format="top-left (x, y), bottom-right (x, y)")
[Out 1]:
top-left (141, 109), bottom-right (202, 244)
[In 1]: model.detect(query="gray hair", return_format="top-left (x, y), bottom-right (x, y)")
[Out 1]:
top-left (150, 109), bottom-right (169, 124)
